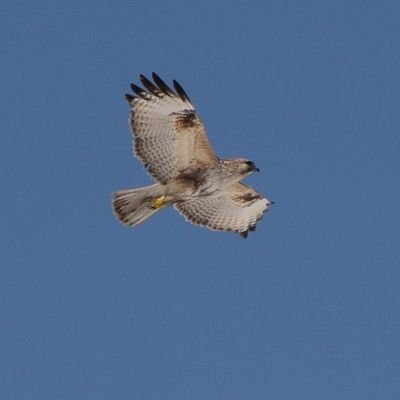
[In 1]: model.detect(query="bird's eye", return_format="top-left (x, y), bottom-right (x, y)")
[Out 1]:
top-left (245, 161), bottom-right (255, 168)
top-left (244, 161), bottom-right (259, 172)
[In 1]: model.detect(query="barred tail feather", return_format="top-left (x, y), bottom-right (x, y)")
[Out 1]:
top-left (112, 183), bottom-right (164, 227)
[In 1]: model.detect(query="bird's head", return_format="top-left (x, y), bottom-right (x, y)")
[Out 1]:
top-left (239, 159), bottom-right (260, 175)
top-left (221, 158), bottom-right (260, 176)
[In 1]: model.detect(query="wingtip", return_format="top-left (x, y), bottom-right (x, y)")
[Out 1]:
top-left (130, 82), bottom-right (144, 96)
top-left (152, 72), bottom-right (174, 96)
top-left (151, 71), bottom-right (160, 81)
top-left (173, 79), bottom-right (192, 103)
top-left (240, 230), bottom-right (249, 239)
top-left (125, 93), bottom-right (136, 103)
top-left (140, 73), bottom-right (163, 97)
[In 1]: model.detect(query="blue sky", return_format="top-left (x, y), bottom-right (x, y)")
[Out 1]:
top-left (1, 1), bottom-right (399, 399)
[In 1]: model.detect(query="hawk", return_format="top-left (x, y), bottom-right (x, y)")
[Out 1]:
top-left (112, 73), bottom-right (273, 238)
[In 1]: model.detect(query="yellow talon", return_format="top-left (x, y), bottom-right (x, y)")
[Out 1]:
top-left (152, 195), bottom-right (167, 209)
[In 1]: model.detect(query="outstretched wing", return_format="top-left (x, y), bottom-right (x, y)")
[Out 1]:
top-left (174, 183), bottom-right (272, 238)
top-left (125, 73), bottom-right (217, 183)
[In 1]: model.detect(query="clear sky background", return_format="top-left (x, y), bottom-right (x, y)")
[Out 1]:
top-left (1, 1), bottom-right (399, 399)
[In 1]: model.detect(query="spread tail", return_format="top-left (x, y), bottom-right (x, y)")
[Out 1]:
top-left (112, 183), bottom-right (166, 227)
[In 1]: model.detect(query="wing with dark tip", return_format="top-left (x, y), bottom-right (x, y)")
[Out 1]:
top-left (174, 183), bottom-right (272, 237)
top-left (173, 79), bottom-right (192, 103)
top-left (151, 72), bottom-right (175, 96)
top-left (139, 74), bottom-right (161, 95)
top-left (125, 73), bottom-right (217, 182)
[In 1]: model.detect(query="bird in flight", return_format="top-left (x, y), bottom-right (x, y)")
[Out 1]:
top-left (112, 73), bottom-right (273, 238)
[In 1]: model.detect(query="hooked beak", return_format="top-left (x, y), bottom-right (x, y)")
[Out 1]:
top-left (252, 163), bottom-right (260, 172)
top-left (246, 161), bottom-right (260, 173)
